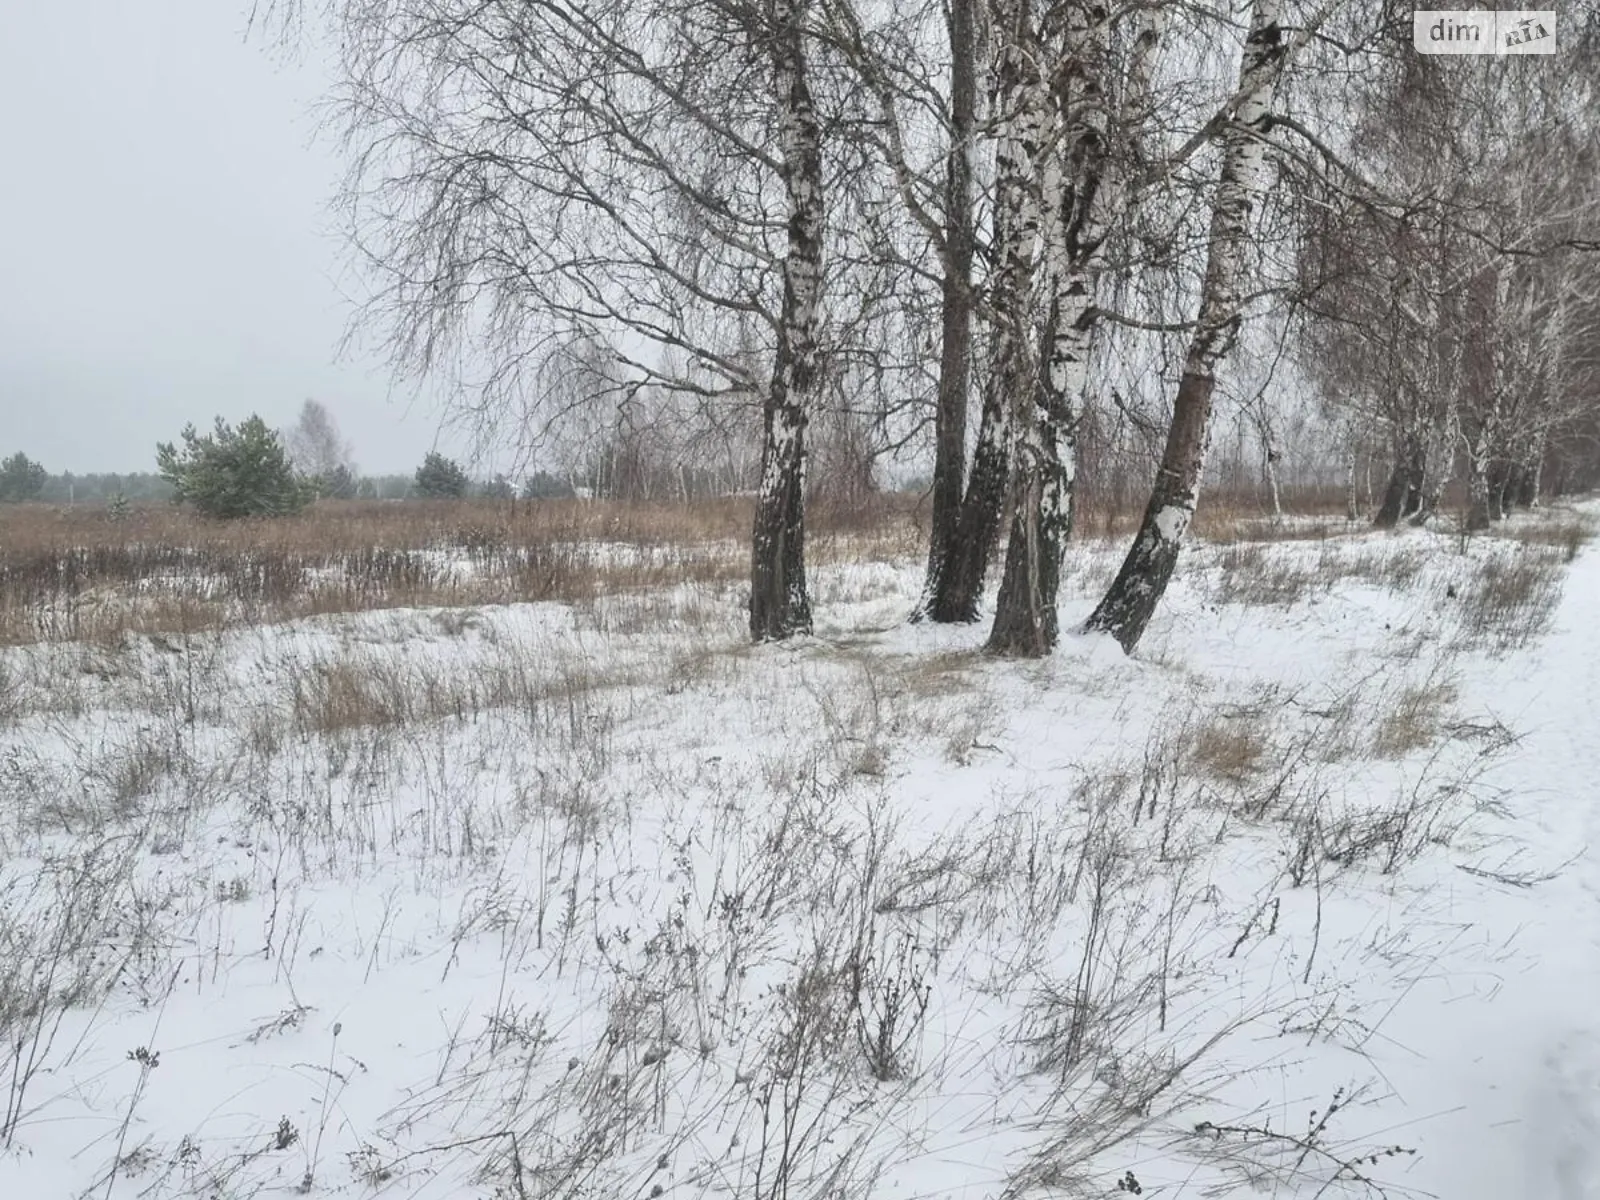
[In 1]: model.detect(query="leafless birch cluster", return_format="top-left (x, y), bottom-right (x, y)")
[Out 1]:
top-left (257, 0), bottom-right (1599, 652)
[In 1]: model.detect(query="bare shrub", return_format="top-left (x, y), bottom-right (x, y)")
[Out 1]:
top-left (1185, 1084), bottom-right (1415, 1195)
top-left (847, 928), bottom-right (932, 1082)
top-left (1322, 732), bottom-right (1512, 875)
top-left (0, 657), bottom-right (24, 725)
top-left (1285, 679), bottom-right (1368, 766)
top-left (0, 842), bottom-right (153, 1145)
top-left (95, 729), bottom-right (186, 818)
top-left (1005, 829), bottom-right (1232, 1199)
top-left (718, 943), bottom-right (897, 1200)
top-left (1454, 547), bottom-right (1565, 651)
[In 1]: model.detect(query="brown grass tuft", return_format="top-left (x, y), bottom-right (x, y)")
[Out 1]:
top-left (1373, 679), bottom-right (1458, 759)
top-left (1189, 717), bottom-right (1271, 786)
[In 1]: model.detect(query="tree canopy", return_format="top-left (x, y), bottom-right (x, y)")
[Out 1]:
top-left (414, 452), bottom-right (470, 499)
top-left (156, 416), bottom-right (312, 519)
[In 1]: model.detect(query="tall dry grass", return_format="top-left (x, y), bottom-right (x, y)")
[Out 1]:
top-left (0, 496), bottom-right (921, 646)
top-left (0, 483), bottom-right (1482, 647)
top-left (1074, 484), bottom-right (1356, 544)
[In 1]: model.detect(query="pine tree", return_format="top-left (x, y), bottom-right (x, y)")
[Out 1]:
top-left (0, 453), bottom-right (47, 502)
top-left (155, 416), bottom-right (311, 519)
top-left (414, 452), bottom-right (470, 498)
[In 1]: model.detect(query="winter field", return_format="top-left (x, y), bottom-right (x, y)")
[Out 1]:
top-left (2, 498), bottom-right (1598, 1199)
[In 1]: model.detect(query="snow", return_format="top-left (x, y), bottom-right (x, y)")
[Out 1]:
top-left (1153, 504), bottom-right (1190, 543)
top-left (1366, 527), bottom-right (1600, 1200)
top-left (1, 509), bottom-right (1598, 1197)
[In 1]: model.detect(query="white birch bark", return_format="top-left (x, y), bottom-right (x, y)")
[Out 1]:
top-left (750, 0), bottom-right (824, 640)
top-left (1084, 0), bottom-right (1290, 651)
top-left (989, 0), bottom-right (1164, 653)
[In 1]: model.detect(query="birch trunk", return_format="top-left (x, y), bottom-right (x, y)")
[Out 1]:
top-left (989, 0), bottom-right (1163, 655)
top-left (1345, 436), bottom-right (1359, 521)
top-left (1374, 429), bottom-right (1425, 528)
top-left (1257, 409), bottom-right (1283, 521)
top-left (1527, 434), bottom-right (1546, 507)
top-left (1411, 427), bottom-right (1450, 526)
top-left (1083, 0), bottom-right (1287, 652)
top-left (1465, 268), bottom-right (1513, 534)
top-left (927, 376), bottom-right (1012, 621)
top-left (925, 17), bottom-right (1036, 624)
top-left (989, 0), bottom-right (1100, 655)
top-left (750, 0), bottom-right (823, 641)
top-left (1464, 417), bottom-right (1496, 532)
top-left (913, 0), bottom-right (979, 622)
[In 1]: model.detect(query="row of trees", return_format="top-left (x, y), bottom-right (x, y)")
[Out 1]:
top-left (0, 464), bottom-right (575, 507)
top-left (253, 0), bottom-right (1596, 653)
top-left (1, 401), bottom-right (591, 515)
top-left (154, 410), bottom-right (580, 516)
top-left (0, 454), bottom-right (48, 503)
top-left (1302, 54), bottom-right (1600, 533)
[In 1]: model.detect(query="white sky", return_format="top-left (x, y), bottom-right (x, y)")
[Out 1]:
top-left (0, 0), bottom-right (468, 476)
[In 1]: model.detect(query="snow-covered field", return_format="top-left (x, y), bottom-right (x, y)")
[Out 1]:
top-left (1, 508), bottom-right (1597, 1198)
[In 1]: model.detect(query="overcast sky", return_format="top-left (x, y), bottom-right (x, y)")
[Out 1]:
top-left (1, 1), bottom-right (464, 476)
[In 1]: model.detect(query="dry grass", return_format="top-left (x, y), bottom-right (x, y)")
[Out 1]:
top-left (1214, 545), bottom-right (1317, 607)
top-left (286, 641), bottom-right (651, 740)
top-left (1453, 547), bottom-right (1567, 652)
top-left (0, 496), bottom-right (918, 647)
top-left (1373, 678), bottom-right (1459, 759)
top-left (1189, 715), bottom-right (1272, 786)
top-left (1074, 484), bottom-right (1354, 544)
top-left (1494, 512), bottom-right (1596, 562)
top-left (291, 655), bottom-right (415, 735)
top-left (0, 487), bottom-right (1372, 649)
top-left (1214, 538), bottom-right (1427, 608)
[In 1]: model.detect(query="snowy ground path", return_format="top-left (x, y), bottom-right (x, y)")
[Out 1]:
top-left (1379, 529), bottom-right (1600, 1198)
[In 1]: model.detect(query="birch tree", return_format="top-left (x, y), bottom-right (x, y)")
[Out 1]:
top-left (1084, 0), bottom-right (1290, 652)
top-left (988, 0), bottom-right (1163, 654)
top-left (256, 0), bottom-right (889, 642)
top-left (751, 0), bottom-right (827, 639)
top-left (287, 398), bottom-right (357, 496)
top-left (916, 0), bottom-right (1038, 624)
top-left (1298, 47), bottom-right (1600, 531)
top-left (913, 0), bottom-right (981, 620)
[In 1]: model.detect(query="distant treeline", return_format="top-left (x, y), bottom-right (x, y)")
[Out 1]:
top-left (0, 460), bottom-right (581, 506)
top-left (34, 472), bottom-right (175, 504)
